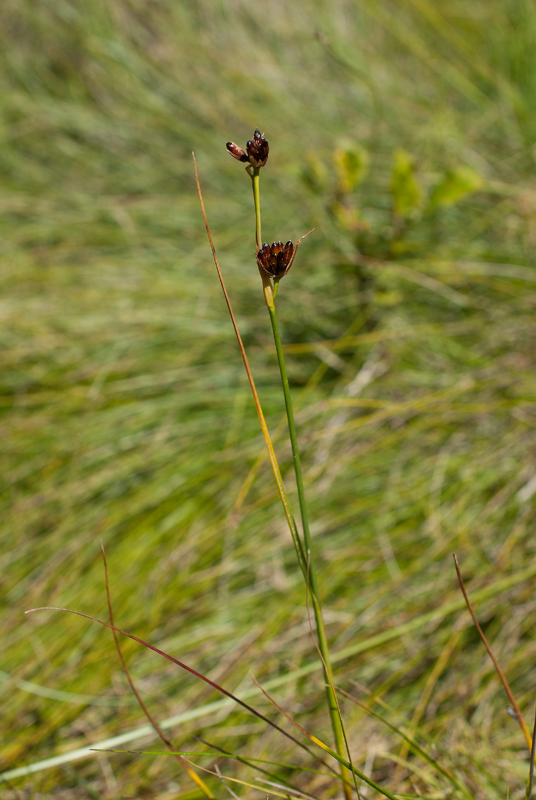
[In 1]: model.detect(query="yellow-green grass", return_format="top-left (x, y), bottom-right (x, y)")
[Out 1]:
top-left (1, 1), bottom-right (536, 798)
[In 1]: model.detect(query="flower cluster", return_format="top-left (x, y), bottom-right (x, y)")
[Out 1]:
top-left (226, 128), bottom-right (269, 168)
top-left (226, 129), bottom-right (310, 282)
top-left (257, 241), bottom-right (295, 279)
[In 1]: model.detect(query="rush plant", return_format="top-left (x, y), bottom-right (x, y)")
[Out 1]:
top-left (20, 128), bottom-right (536, 800)
top-left (191, 128), bottom-right (536, 800)
top-left (225, 128), bottom-right (353, 799)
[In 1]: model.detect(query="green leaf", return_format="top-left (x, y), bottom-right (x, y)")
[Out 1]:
top-left (391, 149), bottom-right (422, 217)
top-left (333, 142), bottom-right (369, 193)
top-left (301, 153), bottom-right (328, 194)
top-left (429, 165), bottom-right (483, 210)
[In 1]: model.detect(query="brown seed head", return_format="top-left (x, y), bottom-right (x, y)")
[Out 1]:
top-left (226, 128), bottom-right (269, 168)
top-left (257, 240), bottom-right (295, 279)
top-left (246, 128), bottom-right (269, 168)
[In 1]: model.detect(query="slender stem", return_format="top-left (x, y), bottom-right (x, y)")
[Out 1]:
top-left (251, 167), bottom-right (261, 250)
top-left (453, 554), bottom-right (532, 751)
top-left (268, 304), bottom-right (352, 800)
top-left (250, 162), bottom-right (351, 798)
top-left (527, 704), bottom-right (536, 799)
top-left (193, 155), bottom-right (306, 578)
top-left (267, 308), bottom-right (311, 547)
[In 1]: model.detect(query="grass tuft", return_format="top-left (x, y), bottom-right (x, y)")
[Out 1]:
top-left (2, 1), bottom-right (536, 798)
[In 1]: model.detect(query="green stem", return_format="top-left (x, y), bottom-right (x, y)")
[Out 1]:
top-left (268, 304), bottom-right (352, 800)
top-left (249, 170), bottom-right (307, 577)
top-left (249, 166), bottom-right (351, 797)
top-left (251, 167), bottom-right (261, 250)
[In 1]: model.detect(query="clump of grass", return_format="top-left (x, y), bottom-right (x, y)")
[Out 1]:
top-left (16, 125), bottom-right (536, 800)
top-left (204, 134), bottom-right (356, 798)
top-left (2, 2), bottom-right (536, 798)
top-left (188, 127), bottom-right (536, 798)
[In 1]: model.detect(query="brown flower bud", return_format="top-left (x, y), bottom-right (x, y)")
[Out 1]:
top-left (246, 128), bottom-right (269, 168)
top-left (257, 240), bottom-right (295, 279)
top-left (226, 128), bottom-right (269, 168)
top-left (226, 141), bottom-right (249, 163)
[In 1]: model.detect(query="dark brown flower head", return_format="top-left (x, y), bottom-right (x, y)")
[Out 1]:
top-left (226, 128), bottom-right (269, 168)
top-left (257, 240), bottom-right (295, 279)
top-left (246, 128), bottom-right (269, 167)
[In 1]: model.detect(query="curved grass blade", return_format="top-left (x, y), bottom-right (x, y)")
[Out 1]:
top-left (453, 554), bottom-right (532, 750)
top-left (336, 687), bottom-right (473, 800)
top-left (250, 675), bottom-right (401, 800)
top-left (214, 762), bottom-right (241, 800)
top-left (191, 735), bottom-right (318, 798)
top-left (100, 541), bottom-right (214, 799)
top-left (182, 756), bottom-right (307, 800)
top-left (93, 747), bottom-right (347, 785)
top-left (349, 679), bottom-right (482, 793)
top-left (25, 606), bottom-right (329, 771)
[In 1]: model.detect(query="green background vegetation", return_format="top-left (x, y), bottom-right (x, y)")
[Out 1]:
top-left (2, 0), bottom-right (536, 797)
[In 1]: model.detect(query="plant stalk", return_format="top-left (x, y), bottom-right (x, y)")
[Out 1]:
top-left (194, 154), bottom-right (306, 579)
top-left (250, 166), bottom-right (351, 798)
top-left (251, 167), bottom-right (262, 250)
top-left (267, 302), bottom-right (352, 800)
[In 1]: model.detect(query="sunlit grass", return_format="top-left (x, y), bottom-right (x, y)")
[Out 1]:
top-left (1, 1), bottom-right (536, 798)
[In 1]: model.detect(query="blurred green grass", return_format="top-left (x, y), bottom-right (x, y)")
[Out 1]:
top-left (1, 0), bottom-right (536, 798)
